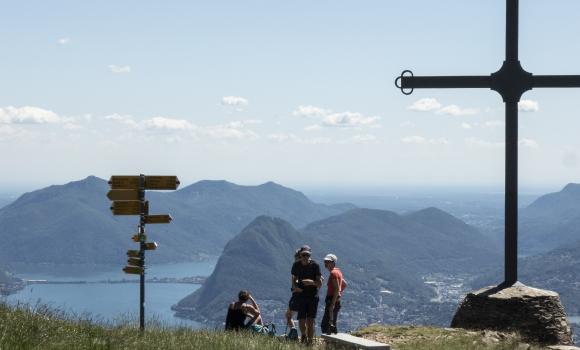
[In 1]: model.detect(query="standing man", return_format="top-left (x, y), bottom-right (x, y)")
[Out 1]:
top-left (291, 245), bottom-right (322, 345)
top-left (321, 253), bottom-right (345, 335)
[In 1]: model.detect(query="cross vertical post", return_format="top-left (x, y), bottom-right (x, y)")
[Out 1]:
top-left (395, 0), bottom-right (580, 286)
top-left (505, 101), bottom-right (518, 284)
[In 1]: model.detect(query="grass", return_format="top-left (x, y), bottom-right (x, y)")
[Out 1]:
top-left (0, 303), bottom-right (311, 350)
top-left (353, 324), bottom-right (549, 350)
top-left (0, 303), bottom-right (555, 349)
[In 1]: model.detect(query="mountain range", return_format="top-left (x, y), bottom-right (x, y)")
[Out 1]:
top-left (0, 176), bottom-right (354, 268)
top-left (174, 208), bottom-right (502, 328)
top-left (520, 183), bottom-right (580, 256)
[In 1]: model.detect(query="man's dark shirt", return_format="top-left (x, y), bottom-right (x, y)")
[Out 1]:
top-left (291, 259), bottom-right (321, 297)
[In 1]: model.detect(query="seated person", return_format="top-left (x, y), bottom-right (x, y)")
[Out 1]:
top-left (225, 290), bottom-right (263, 331)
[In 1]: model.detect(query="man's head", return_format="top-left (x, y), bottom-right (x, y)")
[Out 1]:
top-left (299, 245), bottom-right (312, 265)
top-left (323, 253), bottom-right (337, 271)
top-left (238, 289), bottom-right (250, 302)
top-left (294, 249), bottom-right (301, 262)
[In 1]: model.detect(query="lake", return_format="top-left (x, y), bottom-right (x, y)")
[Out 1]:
top-left (1, 260), bottom-right (217, 328)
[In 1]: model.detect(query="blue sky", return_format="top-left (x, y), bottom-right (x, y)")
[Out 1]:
top-left (1, 1), bottom-right (579, 190)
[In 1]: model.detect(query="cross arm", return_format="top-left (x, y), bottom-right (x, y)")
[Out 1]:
top-left (395, 71), bottom-right (491, 95)
top-left (533, 75), bottom-right (580, 88)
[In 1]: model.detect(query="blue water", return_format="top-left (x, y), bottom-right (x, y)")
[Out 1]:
top-left (2, 260), bottom-right (216, 328)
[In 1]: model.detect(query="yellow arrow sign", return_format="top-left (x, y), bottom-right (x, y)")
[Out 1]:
top-left (107, 189), bottom-right (140, 201)
top-left (109, 175), bottom-right (180, 190)
top-left (131, 234), bottom-right (146, 242)
top-left (144, 242), bottom-right (158, 250)
top-left (123, 266), bottom-right (143, 275)
top-left (144, 215), bottom-right (172, 224)
top-left (109, 176), bottom-right (141, 189)
top-left (144, 176), bottom-right (180, 190)
top-left (110, 201), bottom-right (143, 215)
top-left (127, 257), bottom-right (142, 266)
top-left (127, 250), bottom-right (140, 258)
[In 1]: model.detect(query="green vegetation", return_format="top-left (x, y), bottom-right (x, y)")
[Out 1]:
top-left (0, 303), bottom-right (311, 350)
top-left (0, 303), bottom-right (553, 349)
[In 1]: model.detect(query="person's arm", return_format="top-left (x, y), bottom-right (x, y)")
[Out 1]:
top-left (242, 304), bottom-right (261, 327)
top-left (292, 275), bottom-right (302, 293)
top-left (316, 273), bottom-right (323, 289)
top-left (340, 279), bottom-right (348, 294)
top-left (248, 294), bottom-right (260, 314)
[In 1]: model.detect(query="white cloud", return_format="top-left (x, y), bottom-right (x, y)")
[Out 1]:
top-left (201, 120), bottom-right (259, 140)
top-left (104, 113), bottom-right (259, 140)
top-left (321, 111), bottom-right (380, 128)
top-left (400, 121), bottom-right (415, 128)
top-left (436, 104), bottom-right (478, 116)
top-left (484, 120), bottom-right (504, 128)
top-left (401, 136), bottom-right (449, 145)
top-left (461, 122), bottom-right (473, 129)
top-left (465, 137), bottom-right (504, 148)
top-left (292, 105), bottom-right (380, 129)
top-left (109, 65), bottom-right (131, 74)
top-left (351, 134), bottom-right (378, 144)
top-left (267, 133), bottom-right (331, 144)
top-left (221, 96), bottom-right (249, 109)
top-left (401, 136), bottom-right (426, 144)
top-left (104, 114), bottom-right (139, 128)
top-left (430, 138), bottom-right (450, 145)
top-left (142, 117), bottom-right (194, 131)
top-left (518, 100), bottom-right (539, 112)
top-left (408, 98), bottom-right (442, 112)
top-left (304, 124), bottom-right (322, 132)
top-left (293, 105), bottom-right (330, 118)
top-left (0, 106), bottom-right (65, 124)
top-left (268, 133), bottom-right (298, 142)
top-left (407, 98), bottom-right (478, 116)
top-left (63, 123), bottom-right (83, 130)
top-left (519, 138), bottom-right (539, 148)
top-left (57, 38), bottom-right (70, 45)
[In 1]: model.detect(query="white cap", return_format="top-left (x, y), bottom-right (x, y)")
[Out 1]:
top-left (324, 254), bottom-right (337, 263)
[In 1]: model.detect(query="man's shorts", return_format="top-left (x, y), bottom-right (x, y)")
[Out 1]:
top-left (297, 295), bottom-right (319, 320)
top-left (288, 294), bottom-right (300, 312)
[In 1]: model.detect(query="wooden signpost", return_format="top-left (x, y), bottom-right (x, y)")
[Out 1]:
top-left (108, 174), bottom-right (179, 331)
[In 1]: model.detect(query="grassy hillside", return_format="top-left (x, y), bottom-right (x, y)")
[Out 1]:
top-left (0, 303), bottom-right (550, 349)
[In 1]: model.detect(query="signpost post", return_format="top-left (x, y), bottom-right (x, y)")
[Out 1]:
top-left (108, 174), bottom-right (179, 331)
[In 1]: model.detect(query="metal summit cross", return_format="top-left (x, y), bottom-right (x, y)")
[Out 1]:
top-left (395, 0), bottom-right (580, 286)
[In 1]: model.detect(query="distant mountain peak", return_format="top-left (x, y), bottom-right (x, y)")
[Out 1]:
top-left (258, 181), bottom-right (283, 188)
top-left (408, 207), bottom-right (452, 218)
top-left (561, 183), bottom-right (580, 194)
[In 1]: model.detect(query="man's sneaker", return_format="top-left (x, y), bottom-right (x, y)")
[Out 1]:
top-left (288, 327), bottom-right (298, 341)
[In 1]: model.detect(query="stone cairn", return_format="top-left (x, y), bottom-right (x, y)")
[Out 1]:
top-left (451, 282), bottom-right (573, 346)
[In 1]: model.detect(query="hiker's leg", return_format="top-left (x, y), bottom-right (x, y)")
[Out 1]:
top-left (332, 300), bottom-right (341, 333)
top-left (286, 308), bottom-right (294, 328)
top-left (320, 298), bottom-right (330, 334)
top-left (299, 318), bottom-right (307, 340)
top-left (306, 318), bottom-right (315, 343)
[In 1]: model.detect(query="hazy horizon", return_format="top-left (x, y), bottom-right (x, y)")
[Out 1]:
top-left (0, 174), bottom-right (566, 198)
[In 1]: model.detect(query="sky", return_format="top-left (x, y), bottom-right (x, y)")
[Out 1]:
top-left (1, 0), bottom-right (580, 192)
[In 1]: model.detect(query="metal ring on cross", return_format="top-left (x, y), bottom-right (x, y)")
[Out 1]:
top-left (395, 70), bottom-right (414, 95)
